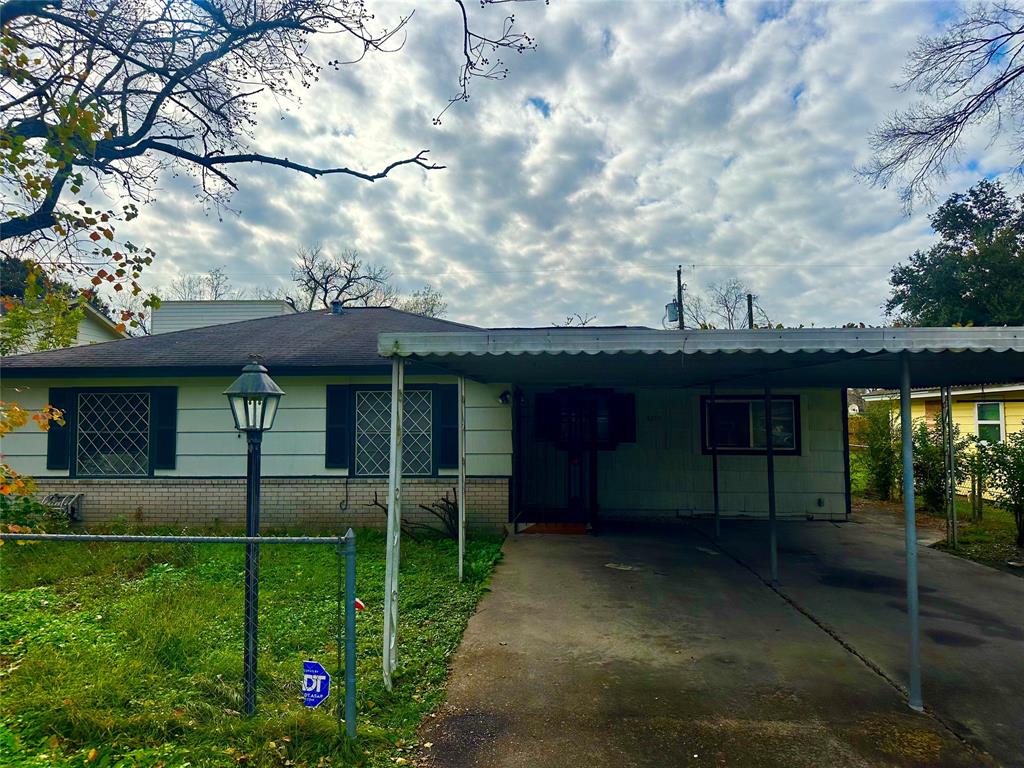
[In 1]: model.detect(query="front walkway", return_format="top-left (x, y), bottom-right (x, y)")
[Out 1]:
top-left (419, 528), bottom-right (994, 768)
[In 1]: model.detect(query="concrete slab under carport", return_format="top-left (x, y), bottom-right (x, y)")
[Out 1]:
top-left (419, 530), bottom-right (992, 768)
top-left (696, 512), bottom-right (1024, 767)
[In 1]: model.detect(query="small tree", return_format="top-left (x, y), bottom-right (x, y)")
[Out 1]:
top-left (681, 277), bottom-right (773, 329)
top-left (912, 419), bottom-right (968, 515)
top-left (964, 438), bottom-right (990, 522)
top-left (982, 431), bottom-right (1024, 548)
top-left (860, 402), bottom-right (901, 501)
top-left (291, 245), bottom-right (391, 310)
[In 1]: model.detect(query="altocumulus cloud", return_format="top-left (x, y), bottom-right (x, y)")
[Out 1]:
top-left (116, 0), bottom-right (1014, 328)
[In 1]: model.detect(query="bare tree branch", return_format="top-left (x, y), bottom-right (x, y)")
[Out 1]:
top-left (862, 2), bottom-right (1024, 206)
top-left (1, 0), bottom-right (537, 258)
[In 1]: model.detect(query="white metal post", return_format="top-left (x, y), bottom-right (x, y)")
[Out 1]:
top-left (382, 358), bottom-right (405, 691)
top-left (457, 375), bottom-right (467, 582)
top-left (900, 352), bottom-right (924, 712)
top-left (764, 384), bottom-right (778, 586)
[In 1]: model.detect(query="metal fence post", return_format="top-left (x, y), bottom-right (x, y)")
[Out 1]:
top-left (344, 529), bottom-right (357, 739)
top-left (243, 430), bottom-right (263, 717)
top-left (335, 537), bottom-right (344, 728)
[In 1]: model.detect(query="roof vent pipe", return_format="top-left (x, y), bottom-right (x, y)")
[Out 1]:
top-left (330, 300), bottom-right (343, 315)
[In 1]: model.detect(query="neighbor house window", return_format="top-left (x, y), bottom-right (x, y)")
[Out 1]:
top-left (976, 402), bottom-right (1003, 443)
top-left (701, 395), bottom-right (800, 455)
top-left (75, 391), bottom-right (151, 476)
top-left (354, 389), bottom-right (433, 476)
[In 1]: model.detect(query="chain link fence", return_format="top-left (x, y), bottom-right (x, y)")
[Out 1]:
top-left (0, 529), bottom-right (358, 767)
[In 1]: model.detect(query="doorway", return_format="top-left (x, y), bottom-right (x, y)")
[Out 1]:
top-left (518, 387), bottom-right (635, 526)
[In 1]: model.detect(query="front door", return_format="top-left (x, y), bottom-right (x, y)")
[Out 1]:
top-left (521, 387), bottom-right (635, 526)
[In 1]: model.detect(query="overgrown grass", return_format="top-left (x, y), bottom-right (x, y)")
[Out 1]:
top-left (0, 529), bottom-right (504, 767)
top-left (850, 449), bottom-right (869, 497)
top-left (932, 499), bottom-right (1023, 576)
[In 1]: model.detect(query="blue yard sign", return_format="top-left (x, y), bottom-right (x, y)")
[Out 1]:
top-left (302, 660), bottom-right (331, 708)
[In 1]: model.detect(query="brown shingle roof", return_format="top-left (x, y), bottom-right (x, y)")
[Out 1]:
top-left (1, 307), bottom-right (482, 376)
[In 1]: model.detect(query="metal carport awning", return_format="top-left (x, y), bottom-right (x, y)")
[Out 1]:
top-left (374, 326), bottom-right (1024, 708)
top-left (378, 326), bottom-right (1024, 388)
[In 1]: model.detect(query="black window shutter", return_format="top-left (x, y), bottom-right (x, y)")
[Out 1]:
top-left (436, 385), bottom-right (459, 469)
top-left (326, 385), bottom-right (351, 469)
top-left (611, 392), bottom-right (637, 444)
top-left (150, 387), bottom-right (178, 469)
top-left (46, 387), bottom-right (74, 470)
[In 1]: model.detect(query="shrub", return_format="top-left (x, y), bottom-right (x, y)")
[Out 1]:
top-left (982, 431), bottom-right (1024, 548)
top-left (0, 494), bottom-right (68, 532)
top-left (860, 402), bottom-right (901, 500)
top-left (911, 418), bottom-right (969, 515)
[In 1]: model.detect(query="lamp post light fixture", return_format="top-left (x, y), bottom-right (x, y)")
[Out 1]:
top-left (224, 358), bottom-right (285, 716)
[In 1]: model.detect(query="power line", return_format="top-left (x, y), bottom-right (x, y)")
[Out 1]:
top-left (222, 260), bottom-right (900, 279)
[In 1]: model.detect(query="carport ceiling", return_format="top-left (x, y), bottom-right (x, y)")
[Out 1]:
top-left (379, 327), bottom-right (1024, 389)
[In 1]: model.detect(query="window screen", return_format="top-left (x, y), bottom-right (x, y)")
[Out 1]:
top-left (76, 391), bottom-right (151, 476)
top-left (354, 389), bottom-right (432, 476)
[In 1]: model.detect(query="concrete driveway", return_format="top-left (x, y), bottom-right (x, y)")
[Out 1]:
top-left (419, 525), bottom-right (1006, 768)
top-left (697, 509), bottom-right (1024, 767)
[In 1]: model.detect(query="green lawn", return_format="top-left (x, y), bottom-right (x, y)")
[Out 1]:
top-left (850, 449), bottom-right (1022, 576)
top-left (932, 499), bottom-right (1024, 576)
top-left (0, 529), bottom-right (503, 767)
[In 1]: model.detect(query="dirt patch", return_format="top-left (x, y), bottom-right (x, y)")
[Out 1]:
top-left (851, 498), bottom-right (947, 536)
top-left (419, 708), bottom-right (511, 768)
top-left (848, 716), bottom-right (995, 767)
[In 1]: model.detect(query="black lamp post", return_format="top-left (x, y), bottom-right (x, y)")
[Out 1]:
top-left (224, 358), bottom-right (284, 716)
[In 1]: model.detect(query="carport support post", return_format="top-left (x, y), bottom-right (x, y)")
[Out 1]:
top-left (458, 375), bottom-right (467, 582)
top-left (900, 352), bottom-right (924, 712)
top-left (710, 383), bottom-right (721, 540)
top-left (382, 358), bottom-right (405, 691)
top-left (764, 385), bottom-right (778, 586)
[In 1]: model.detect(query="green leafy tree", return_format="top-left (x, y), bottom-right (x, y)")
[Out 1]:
top-left (0, 269), bottom-right (82, 355)
top-left (886, 180), bottom-right (1024, 326)
top-left (859, 402), bottom-right (901, 501)
top-left (983, 431), bottom-right (1024, 548)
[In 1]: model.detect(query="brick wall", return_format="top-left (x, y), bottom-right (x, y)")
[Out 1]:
top-left (32, 477), bottom-right (509, 531)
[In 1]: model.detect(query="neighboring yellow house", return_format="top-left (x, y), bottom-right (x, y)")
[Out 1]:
top-left (864, 384), bottom-right (1024, 445)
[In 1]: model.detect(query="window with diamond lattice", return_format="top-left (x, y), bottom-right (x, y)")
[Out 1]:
top-left (354, 390), bottom-right (432, 476)
top-left (76, 392), bottom-right (151, 476)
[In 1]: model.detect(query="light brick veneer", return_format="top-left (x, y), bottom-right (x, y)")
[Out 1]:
top-left (32, 477), bottom-right (509, 531)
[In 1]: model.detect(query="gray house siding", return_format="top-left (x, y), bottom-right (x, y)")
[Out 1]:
top-left (518, 386), bottom-right (847, 521)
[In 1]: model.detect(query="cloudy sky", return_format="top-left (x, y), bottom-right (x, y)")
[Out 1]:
top-left (117, 0), bottom-right (1014, 328)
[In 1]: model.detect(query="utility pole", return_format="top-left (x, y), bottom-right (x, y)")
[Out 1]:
top-left (676, 265), bottom-right (684, 330)
top-left (747, 293), bottom-right (754, 330)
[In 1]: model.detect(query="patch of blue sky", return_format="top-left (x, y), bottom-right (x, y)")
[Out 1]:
top-left (527, 96), bottom-right (551, 118)
top-left (601, 28), bottom-right (615, 56)
top-left (756, 0), bottom-right (793, 24)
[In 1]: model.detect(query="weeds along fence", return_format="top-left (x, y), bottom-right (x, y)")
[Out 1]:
top-left (0, 529), bottom-right (358, 763)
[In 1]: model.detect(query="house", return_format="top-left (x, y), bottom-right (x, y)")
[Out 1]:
top-left (863, 384), bottom-right (1024, 445)
top-left (150, 299), bottom-right (297, 334)
top-left (0, 299), bottom-right (127, 354)
top-left (3, 306), bottom-right (1021, 533)
top-left (75, 302), bottom-right (129, 345)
